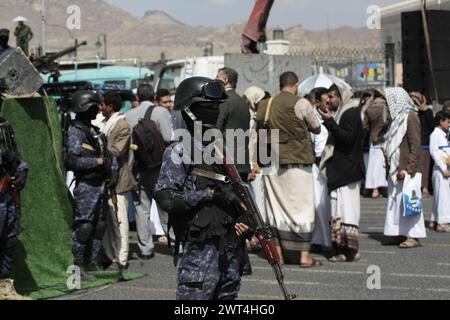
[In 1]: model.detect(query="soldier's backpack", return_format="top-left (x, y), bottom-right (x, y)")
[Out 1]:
top-left (132, 106), bottom-right (167, 170)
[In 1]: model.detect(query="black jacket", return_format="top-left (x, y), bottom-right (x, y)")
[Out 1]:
top-left (217, 89), bottom-right (251, 174)
top-left (418, 109), bottom-right (434, 146)
top-left (324, 107), bottom-right (365, 192)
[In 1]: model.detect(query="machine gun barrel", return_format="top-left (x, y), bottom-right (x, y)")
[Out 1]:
top-left (34, 41), bottom-right (87, 72)
top-left (47, 41), bottom-right (87, 61)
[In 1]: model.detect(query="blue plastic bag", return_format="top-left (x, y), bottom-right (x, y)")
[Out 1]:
top-left (403, 173), bottom-right (423, 217)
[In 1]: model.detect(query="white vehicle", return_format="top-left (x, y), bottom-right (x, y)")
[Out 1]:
top-left (155, 56), bottom-right (224, 95)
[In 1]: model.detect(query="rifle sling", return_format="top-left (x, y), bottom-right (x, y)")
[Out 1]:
top-left (191, 168), bottom-right (230, 184)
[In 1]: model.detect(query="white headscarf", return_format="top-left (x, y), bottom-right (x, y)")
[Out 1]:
top-left (319, 81), bottom-right (356, 173)
top-left (101, 112), bottom-right (126, 137)
top-left (383, 87), bottom-right (418, 177)
top-left (244, 86), bottom-right (265, 110)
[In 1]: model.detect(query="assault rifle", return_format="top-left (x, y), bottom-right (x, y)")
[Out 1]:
top-left (217, 147), bottom-right (296, 300)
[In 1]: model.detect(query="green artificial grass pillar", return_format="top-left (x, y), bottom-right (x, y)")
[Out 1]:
top-left (1, 97), bottom-right (141, 300)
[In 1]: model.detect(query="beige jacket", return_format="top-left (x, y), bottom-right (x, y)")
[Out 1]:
top-left (108, 118), bottom-right (137, 194)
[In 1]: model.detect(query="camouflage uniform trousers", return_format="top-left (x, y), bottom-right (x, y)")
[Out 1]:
top-left (177, 241), bottom-right (241, 300)
top-left (71, 181), bottom-right (107, 265)
top-left (0, 191), bottom-right (20, 279)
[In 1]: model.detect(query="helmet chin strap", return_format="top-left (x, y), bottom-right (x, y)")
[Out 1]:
top-left (184, 107), bottom-right (197, 122)
top-left (184, 107), bottom-right (216, 130)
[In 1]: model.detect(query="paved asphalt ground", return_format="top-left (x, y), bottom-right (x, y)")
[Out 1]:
top-left (56, 197), bottom-right (450, 301)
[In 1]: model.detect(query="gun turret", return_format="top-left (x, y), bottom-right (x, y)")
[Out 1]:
top-left (33, 41), bottom-right (87, 75)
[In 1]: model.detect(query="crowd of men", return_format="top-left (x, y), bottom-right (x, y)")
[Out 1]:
top-left (1, 63), bottom-right (450, 300)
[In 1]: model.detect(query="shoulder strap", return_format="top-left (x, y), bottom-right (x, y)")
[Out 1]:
top-left (144, 105), bottom-right (156, 122)
top-left (264, 97), bottom-right (275, 125)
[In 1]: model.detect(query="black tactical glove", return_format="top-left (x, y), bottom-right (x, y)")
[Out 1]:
top-left (154, 189), bottom-right (190, 215)
top-left (12, 169), bottom-right (27, 191)
top-left (102, 156), bottom-right (112, 172)
top-left (213, 185), bottom-right (246, 215)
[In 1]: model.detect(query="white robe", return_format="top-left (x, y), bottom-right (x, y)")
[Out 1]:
top-left (330, 182), bottom-right (361, 227)
top-left (384, 177), bottom-right (427, 238)
top-left (150, 200), bottom-right (165, 236)
top-left (249, 172), bottom-right (266, 219)
top-left (248, 110), bottom-right (266, 217)
top-left (311, 120), bottom-right (331, 248)
top-left (312, 164), bottom-right (332, 248)
top-left (365, 143), bottom-right (388, 189)
top-left (430, 127), bottom-right (450, 224)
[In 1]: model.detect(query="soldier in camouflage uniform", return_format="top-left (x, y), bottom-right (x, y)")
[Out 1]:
top-left (66, 91), bottom-right (117, 282)
top-left (0, 117), bottom-right (30, 300)
top-left (13, 18), bottom-right (33, 56)
top-left (154, 77), bottom-right (252, 300)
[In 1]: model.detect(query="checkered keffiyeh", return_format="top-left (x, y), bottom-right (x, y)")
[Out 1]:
top-left (384, 87), bottom-right (418, 177)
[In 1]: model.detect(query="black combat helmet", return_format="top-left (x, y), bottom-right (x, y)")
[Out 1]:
top-left (174, 77), bottom-right (227, 111)
top-left (70, 90), bottom-right (102, 113)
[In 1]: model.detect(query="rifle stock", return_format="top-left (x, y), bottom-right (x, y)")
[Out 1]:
top-left (0, 175), bottom-right (21, 208)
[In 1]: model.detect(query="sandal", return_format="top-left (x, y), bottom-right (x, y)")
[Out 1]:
top-left (328, 255), bottom-right (347, 263)
top-left (436, 224), bottom-right (450, 233)
top-left (157, 236), bottom-right (168, 244)
top-left (348, 252), bottom-right (361, 262)
top-left (399, 239), bottom-right (422, 249)
top-left (300, 259), bottom-right (323, 268)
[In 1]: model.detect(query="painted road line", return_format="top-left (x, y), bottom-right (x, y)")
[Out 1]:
top-left (242, 278), bottom-right (450, 294)
top-left (427, 244), bottom-right (450, 248)
top-left (115, 285), bottom-right (317, 300)
top-left (389, 273), bottom-right (450, 280)
top-left (252, 266), bottom-right (450, 280)
top-left (251, 266), bottom-right (364, 275)
top-left (359, 250), bottom-right (396, 255)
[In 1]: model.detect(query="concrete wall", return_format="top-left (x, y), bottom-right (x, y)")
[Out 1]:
top-left (225, 53), bottom-right (313, 96)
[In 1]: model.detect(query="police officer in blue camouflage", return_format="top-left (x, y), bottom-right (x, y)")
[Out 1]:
top-left (0, 29), bottom-right (15, 60)
top-left (154, 77), bottom-right (252, 300)
top-left (65, 90), bottom-right (117, 282)
top-left (0, 117), bottom-right (30, 300)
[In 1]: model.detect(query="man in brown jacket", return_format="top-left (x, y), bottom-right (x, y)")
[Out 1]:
top-left (99, 92), bottom-right (137, 269)
top-left (383, 87), bottom-right (426, 248)
top-left (256, 71), bottom-right (322, 267)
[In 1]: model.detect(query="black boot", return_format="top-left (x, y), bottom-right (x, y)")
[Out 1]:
top-left (76, 264), bottom-right (97, 282)
top-left (85, 261), bottom-right (101, 272)
top-left (242, 248), bottom-right (253, 276)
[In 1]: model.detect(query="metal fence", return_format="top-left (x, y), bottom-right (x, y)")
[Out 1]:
top-left (290, 46), bottom-right (386, 94)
